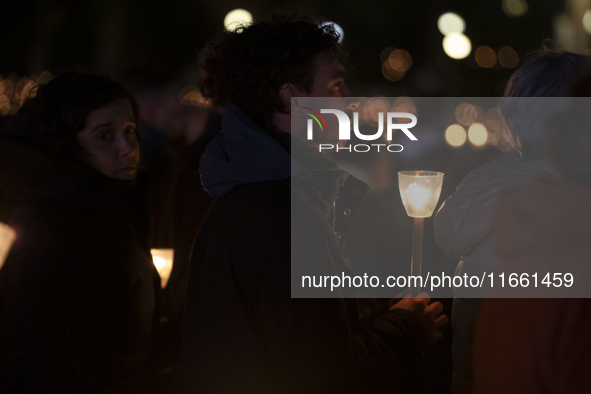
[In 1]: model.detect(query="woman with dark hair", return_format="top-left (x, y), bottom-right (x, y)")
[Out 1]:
top-left (0, 73), bottom-right (161, 393)
top-left (434, 49), bottom-right (588, 394)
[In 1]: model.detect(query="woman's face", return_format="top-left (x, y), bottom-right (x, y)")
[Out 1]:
top-left (77, 99), bottom-right (140, 180)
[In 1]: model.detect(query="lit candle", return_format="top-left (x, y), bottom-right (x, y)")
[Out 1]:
top-left (0, 222), bottom-right (16, 270)
top-left (398, 172), bottom-right (444, 218)
top-left (398, 171), bottom-right (444, 296)
top-left (150, 248), bottom-right (174, 288)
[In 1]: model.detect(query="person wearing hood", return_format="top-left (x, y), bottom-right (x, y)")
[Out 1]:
top-left (0, 73), bottom-right (161, 393)
top-left (434, 50), bottom-right (588, 393)
top-left (180, 12), bottom-right (447, 394)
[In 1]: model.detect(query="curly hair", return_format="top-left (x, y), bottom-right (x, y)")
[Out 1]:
top-left (198, 11), bottom-right (346, 131)
top-left (11, 72), bottom-right (139, 159)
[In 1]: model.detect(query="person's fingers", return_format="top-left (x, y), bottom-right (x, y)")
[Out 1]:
top-left (429, 329), bottom-right (443, 343)
top-left (426, 301), bottom-right (444, 317)
top-left (434, 314), bottom-right (449, 329)
top-left (414, 299), bottom-right (426, 314)
top-left (416, 292), bottom-right (431, 304)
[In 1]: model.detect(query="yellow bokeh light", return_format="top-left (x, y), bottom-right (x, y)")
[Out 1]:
top-left (443, 33), bottom-right (472, 59)
top-left (179, 85), bottom-right (210, 107)
top-left (387, 49), bottom-right (413, 72)
top-left (503, 0), bottom-right (528, 17)
top-left (475, 46), bottom-right (497, 68)
top-left (224, 9), bottom-right (253, 32)
top-left (438, 12), bottom-right (465, 35)
top-left (583, 10), bottom-right (591, 34)
top-left (445, 124), bottom-right (467, 147)
top-left (380, 47), bottom-right (395, 63)
top-left (498, 46), bottom-right (520, 68)
top-left (468, 123), bottom-right (488, 146)
top-left (382, 63), bottom-right (405, 81)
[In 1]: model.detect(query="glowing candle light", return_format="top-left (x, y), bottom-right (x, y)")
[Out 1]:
top-left (0, 222), bottom-right (16, 270)
top-left (224, 9), bottom-right (253, 32)
top-left (150, 248), bottom-right (174, 288)
top-left (398, 171), bottom-right (444, 296)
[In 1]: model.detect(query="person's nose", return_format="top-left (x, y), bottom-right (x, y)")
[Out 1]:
top-left (116, 132), bottom-right (135, 158)
top-left (342, 84), bottom-right (359, 111)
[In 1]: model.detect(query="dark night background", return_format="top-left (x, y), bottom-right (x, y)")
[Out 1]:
top-left (0, 0), bottom-right (576, 97)
top-left (1, 2), bottom-right (589, 393)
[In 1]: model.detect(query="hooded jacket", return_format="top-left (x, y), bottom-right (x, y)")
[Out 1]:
top-left (434, 157), bottom-right (555, 394)
top-left (0, 134), bottom-right (161, 393)
top-left (180, 104), bottom-right (428, 394)
top-left (474, 178), bottom-right (591, 394)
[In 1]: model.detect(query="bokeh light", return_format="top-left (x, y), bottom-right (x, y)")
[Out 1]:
top-left (224, 9), bottom-right (253, 32)
top-left (0, 95), bottom-right (10, 117)
top-left (364, 97), bottom-right (391, 125)
top-left (485, 108), bottom-right (502, 132)
top-left (443, 33), bottom-right (472, 59)
top-left (445, 124), bottom-right (467, 147)
top-left (380, 47), bottom-right (395, 63)
top-left (503, 0), bottom-right (528, 17)
top-left (468, 123), bottom-right (488, 146)
top-left (36, 71), bottom-right (53, 85)
top-left (0, 71), bottom-right (54, 116)
top-left (475, 46), bottom-right (497, 68)
top-left (498, 46), bottom-right (520, 68)
top-left (382, 63), bottom-right (405, 81)
top-left (583, 10), bottom-right (591, 34)
top-left (438, 13), bottom-right (465, 35)
top-left (392, 96), bottom-right (417, 117)
top-left (4, 77), bottom-right (15, 99)
top-left (320, 21), bottom-right (344, 43)
top-left (387, 49), bottom-right (412, 72)
top-left (179, 85), bottom-right (211, 107)
top-left (455, 103), bottom-right (484, 126)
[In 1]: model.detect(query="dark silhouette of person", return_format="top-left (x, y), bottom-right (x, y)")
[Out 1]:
top-left (0, 73), bottom-right (161, 393)
top-left (180, 12), bottom-right (447, 394)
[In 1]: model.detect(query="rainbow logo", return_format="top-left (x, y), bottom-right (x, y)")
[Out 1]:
top-left (303, 107), bottom-right (329, 131)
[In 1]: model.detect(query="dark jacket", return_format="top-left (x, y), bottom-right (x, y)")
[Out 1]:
top-left (476, 179), bottom-right (591, 393)
top-left (0, 135), bottom-right (161, 393)
top-left (434, 158), bottom-right (555, 394)
top-left (180, 104), bottom-right (427, 394)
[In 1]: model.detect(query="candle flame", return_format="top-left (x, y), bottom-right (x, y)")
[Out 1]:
top-left (150, 249), bottom-right (174, 288)
top-left (405, 182), bottom-right (430, 208)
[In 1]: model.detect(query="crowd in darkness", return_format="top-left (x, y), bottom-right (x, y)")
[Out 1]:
top-left (1, 9), bottom-right (590, 394)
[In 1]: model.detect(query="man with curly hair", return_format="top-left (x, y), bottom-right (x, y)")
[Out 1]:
top-left (181, 12), bottom-right (447, 394)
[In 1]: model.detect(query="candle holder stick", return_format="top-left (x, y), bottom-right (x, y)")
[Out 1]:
top-left (410, 217), bottom-right (424, 297)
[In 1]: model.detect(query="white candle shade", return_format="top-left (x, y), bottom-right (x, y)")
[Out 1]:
top-left (398, 171), bottom-right (444, 218)
top-left (0, 222), bottom-right (16, 270)
top-left (150, 248), bottom-right (174, 288)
